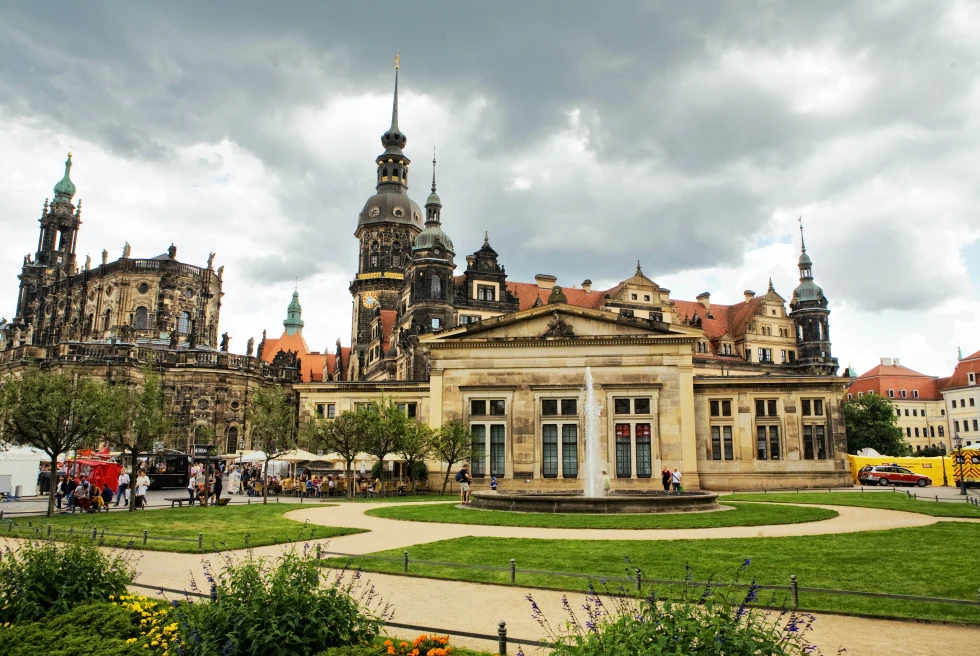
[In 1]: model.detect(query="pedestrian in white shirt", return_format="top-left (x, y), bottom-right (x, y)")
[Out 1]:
top-left (671, 468), bottom-right (682, 492)
top-left (115, 471), bottom-right (131, 506)
top-left (187, 473), bottom-right (197, 506)
top-left (135, 472), bottom-right (150, 509)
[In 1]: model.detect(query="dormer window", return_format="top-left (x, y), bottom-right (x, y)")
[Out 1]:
top-left (913, 390), bottom-right (919, 399)
top-left (393, 207), bottom-right (404, 218)
top-left (888, 389), bottom-right (894, 398)
top-left (369, 207), bottom-right (380, 217)
top-left (900, 389), bottom-right (907, 398)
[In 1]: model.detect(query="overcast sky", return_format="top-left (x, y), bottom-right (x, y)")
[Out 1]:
top-left (1, 1), bottom-right (977, 377)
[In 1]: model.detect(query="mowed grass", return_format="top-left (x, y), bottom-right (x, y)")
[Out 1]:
top-left (366, 501), bottom-right (837, 529)
top-left (329, 522), bottom-right (980, 624)
top-left (3, 503), bottom-right (365, 553)
top-left (722, 491), bottom-right (980, 518)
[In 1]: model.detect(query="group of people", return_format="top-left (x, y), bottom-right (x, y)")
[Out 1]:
top-left (54, 470), bottom-right (151, 512)
top-left (661, 467), bottom-right (683, 492)
top-left (185, 463), bottom-right (224, 506)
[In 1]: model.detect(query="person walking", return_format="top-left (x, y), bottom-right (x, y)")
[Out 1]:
top-left (115, 471), bottom-right (130, 506)
top-left (661, 468), bottom-right (671, 491)
top-left (55, 475), bottom-right (67, 510)
top-left (601, 470), bottom-right (611, 494)
top-left (212, 471), bottom-right (223, 504)
top-left (455, 464), bottom-right (471, 505)
top-left (186, 471), bottom-right (197, 506)
top-left (671, 468), bottom-right (682, 492)
top-left (135, 471), bottom-right (150, 509)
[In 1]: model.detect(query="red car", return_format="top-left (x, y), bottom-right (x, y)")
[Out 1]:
top-left (858, 465), bottom-right (932, 487)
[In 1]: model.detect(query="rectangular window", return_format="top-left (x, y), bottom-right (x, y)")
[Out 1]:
top-left (788, 351), bottom-right (796, 362)
top-left (615, 423), bottom-right (632, 477)
top-left (757, 426), bottom-right (768, 460)
top-left (769, 426), bottom-right (780, 460)
top-left (723, 425), bottom-right (734, 460)
top-left (755, 399), bottom-right (778, 416)
top-left (490, 425), bottom-right (505, 476)
top-left (914, 427), bottom-right (920, 437)
top-left (904, 409), bottom-right (909, 416)
top-left (758, 348), bottom-right (772, 362)
top-left (562, 425), bottom-right (578, 477)
top-left (490, 400), bottom-right (506, 416)
top-left (471, 400), bottom-right (486, 416)
top-left (636, 423), bottom-right (652, 477)
top-left (326, 404), bottom-right (336, 419)
top-left (431, 317), bottom-right (441, 329)
top-left (471, 425), bottom-right (486, 476)
top-left (907, 427), bottom-right (912, 437)
top-left (974, 420), bottom-right (979, 432)
top-left (542, 425), bottom-right (558, 478)
top-left (542, 399), bottom-right (558, 416)
top-left (711, 426), bottom-right (734, 461)
top-left (804, 425), bottom-right (814, 459)
top-left (634, 398), bottom-right (651, 414)
top-left (781, 350), bottom-right (787, 363)
top-left (912, 409), bottom-right (917, 417)
top-left (971, 398), bottom-right (976, 407)
top-left (561, 399), bottom-right (578, 416)
top-left (802, 400), bottom-right (811, 416)
top-left (815, 426), bottom-right (826, 459)
top-left (614, 398), bottom-right (631, 414)
top-left (710, 400), bottom-right (720, 417)
top-left (477, 285), bottom-right (496, 302)
top-left (396, 403), bottom-right (418, 418)
top-left (711, 426), bottom-right (722, 460)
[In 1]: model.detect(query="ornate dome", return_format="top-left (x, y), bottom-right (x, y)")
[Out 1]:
top-left (413, 223), bottom-right (454, 253)
top-left (53, 153), bottom-right (76, 202)
top-left (358, 192), bottom-right (424, 229)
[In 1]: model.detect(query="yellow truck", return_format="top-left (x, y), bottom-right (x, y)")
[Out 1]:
top-left (953, 449), bottom-right (980, 487)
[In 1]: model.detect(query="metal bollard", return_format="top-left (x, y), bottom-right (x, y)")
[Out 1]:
top-left (198, 533), bottom-right (204, 552)
top-left (247, 498), bottom-right (251, 505)
top-left (497, 620), bottom-right (507, 656)
top-left (143, 529), bottom-right (148, 545)
top-left (510, 558), bottom-right (516, 584)
top-left (300, 493), bottom-right (304, 504)
top-left (790, 575), bottom-right (799, 609)
top-left (403, 550), bottom-right (409, 573)
top-left (315, 544), bottom-right (322, 560)
top-left (92, 527), bottom-right (98, 541)
top-left (636, 568), bottom-right (643, 592)
top-left (936, 496), bottom-right (939, 503)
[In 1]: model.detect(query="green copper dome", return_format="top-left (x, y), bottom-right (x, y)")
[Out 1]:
top-left (53, 152), bottom-right (76, 202)
top-left (283, 290), bottom-right (305, 335)
top-left (413, 224), bottom-right (454, 253)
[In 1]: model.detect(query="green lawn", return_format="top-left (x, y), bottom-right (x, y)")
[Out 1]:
top-left (328, 522), bottom-right (980, 624)
top-left (366, 501), bottom-right (837, 529)
top-left (721, 491), bottom-right (980, 518)
top-left (3, 503), bottom-right (365, 553)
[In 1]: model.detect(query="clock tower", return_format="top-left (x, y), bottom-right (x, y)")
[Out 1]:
top-left (349, 57), bottom-right (424, 378)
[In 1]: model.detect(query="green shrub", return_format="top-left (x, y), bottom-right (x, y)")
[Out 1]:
top-left (174, 546), bottom-right (387, 655)
top-left (0, 539), bottom-right (134, 623)
top-left (0, 602), bottom-right (144, 656)
top-left (528, 560), bottom-right (825, 656)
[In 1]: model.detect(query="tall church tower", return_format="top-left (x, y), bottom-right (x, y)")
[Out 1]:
top-left (349, 57), bottom-right (424, 377)
top-left (789, 223), bottom-right (838, 375)
top-left (16, 152), bottom-right (82, 321)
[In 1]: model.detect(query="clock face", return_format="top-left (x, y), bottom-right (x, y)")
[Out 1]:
top-left (362, 292), bottom-right (379, 309)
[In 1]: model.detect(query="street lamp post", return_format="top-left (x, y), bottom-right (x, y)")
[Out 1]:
top-left (954, 435), bottom-right (966, 496)
top-left (940, 441), bottom-right (948, 487)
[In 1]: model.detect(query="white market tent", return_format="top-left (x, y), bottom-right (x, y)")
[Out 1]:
top-left (0, 446), bottom-right (45, 497)
top-left (276, 449), bottom-right (329, 463)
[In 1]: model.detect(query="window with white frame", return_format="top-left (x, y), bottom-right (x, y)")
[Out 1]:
top-left (613, 397), bottom-right (653, 477)
top-left (470, 398), bottom-right (506, 477)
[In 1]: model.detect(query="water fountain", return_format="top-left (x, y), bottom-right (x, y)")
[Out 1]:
top-left (468, 367), bottom-right (721, 514)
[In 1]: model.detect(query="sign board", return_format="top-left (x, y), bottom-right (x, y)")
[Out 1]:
top-left (193, 444), bottom-right (216, 458)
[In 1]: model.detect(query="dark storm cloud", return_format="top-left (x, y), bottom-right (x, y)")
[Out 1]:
top-left (1, 0), bottom-right (977, 310)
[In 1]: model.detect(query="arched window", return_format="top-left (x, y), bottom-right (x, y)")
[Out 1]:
top-left (226, 426), bottom-right (240, 455)
top-left (177, 311), bottom-right (192, 334)
top-left (430, 274), bottom-right (442, 299)
top-left (103, 309), bottom-right (112, 331)
top-left (134, 306), bottom-right (148, 330)
top-left (939, 426), bottom-right (945, 437)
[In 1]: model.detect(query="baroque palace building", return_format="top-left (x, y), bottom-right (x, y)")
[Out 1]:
top-left (0, 152), bottom-right (299, 456)
top-left (290, 63), bottom-right (852, 491)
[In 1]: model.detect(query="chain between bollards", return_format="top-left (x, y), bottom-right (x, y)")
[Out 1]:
top-left (790, 575), bottom-right (799, 608)
top-left (497, 620), bottom-right (507, 655)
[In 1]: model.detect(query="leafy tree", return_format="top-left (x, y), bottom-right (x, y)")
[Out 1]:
top-left (398, 420), bottom-right (434, 493)
top-left (432, 418), bottom-right (473, 493)
top-left (105, 368), bottom-right (172, 511)
top-left (913, 446), bottom-right (945, 458)
top-left (360, 397), bottom-right (408, 481)
top-left (843, 393), bottom-right (911, 456)
top-left (246, 384), bottom-right (298, 504)
top-left (0, 367), bottom-right (117, 516)
top-left (315, 411), bottom-right (367, 498)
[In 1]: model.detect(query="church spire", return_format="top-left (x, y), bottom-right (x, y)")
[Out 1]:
top-left (425, 148), bottom-right (442, 225)
top-left (380, 54), bottom-right (407, 154)
top-left (52, 151), bottom-right (76, 203)
top-left (283, 289), bottom-right (305, 336)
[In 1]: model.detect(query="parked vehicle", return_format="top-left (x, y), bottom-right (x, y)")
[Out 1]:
top-left (858, 465), bottom-right (931, 487)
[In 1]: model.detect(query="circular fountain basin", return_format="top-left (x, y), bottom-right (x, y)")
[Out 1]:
top-left (468, 490), bottom-right (721, 514)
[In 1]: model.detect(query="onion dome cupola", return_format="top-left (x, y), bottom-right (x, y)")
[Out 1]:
top-left (788, 219), bottom-right (837, 375)
top-left (790, 223), bottom-right (826, 307)
top-left (283, 289), bottom-right (305, 336)
top-left (52, 152), bottom-right (76, 204)
top-left (357, 55), bottom-right (423, 233)
top-left (412, 151), bottom-right (454, 255)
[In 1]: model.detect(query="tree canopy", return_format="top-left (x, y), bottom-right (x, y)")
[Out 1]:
top-left (432, 418), bottom-right (473, 493)
top-left (843, 393), bottom-right (911, 456)
top-left (246, 384), bottom-right (297, 503)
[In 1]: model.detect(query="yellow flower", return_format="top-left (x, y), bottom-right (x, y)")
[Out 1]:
top-left (126, 638), bottom-right (138, 644)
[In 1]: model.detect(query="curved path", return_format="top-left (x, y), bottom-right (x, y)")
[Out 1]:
top-left (276, 500), bottom-right (944, 556)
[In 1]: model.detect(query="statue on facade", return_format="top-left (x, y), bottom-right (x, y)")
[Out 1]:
top-left (84, 254), bottom-right (91, 271)
top-left (188, 332), bottom-right (198, 349)
top-left (256, 329), bottom-right (266, 359)
top-left (216, 265), bottom-right (224, 279)
top-left (24, 323), bottom-right (33, 345)
top-left (68, 319), bottom-right (81, 341)
top-left (169, 331), bottom-right (179, 349)
top-left (246, 337), bottom-right (254, 357)
top-left (11, 327), bottom-right (21, 349)
top-left (219, 332), bottom-right (230, 352)
top-left (119, 323), bottom-right (132, 342)
top-left (101, 249), bottom-right (108, 266)
top-left (207, 252), bottom-right (216, 269)
top-left (167, 244), bottom-right (177, 260)
top-left (122, 242), bottom-right (131, 258)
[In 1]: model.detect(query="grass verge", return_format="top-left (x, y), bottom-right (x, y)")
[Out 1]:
top-left (1, 503), bottom-right (365, 553)
top-left (326, 522), bottom-right (980, 624)
top-left (721, 491), bottom-right (980, 518)
top-left (366, 501), bottom-right (837, 529)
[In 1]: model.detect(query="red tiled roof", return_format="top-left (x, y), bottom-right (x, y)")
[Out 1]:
top-left (848, 363), bottom-right (942, 400)
top-left (942, 348), bottom-right (980, 390)
top-left (260, 329), bottom-right (327, 383)
top-left (670, 300), bottom-right (734, 341)
top-left (380, 310), bottom-right (397, 352)
top-left (505, 282), bottom-right (606, 311)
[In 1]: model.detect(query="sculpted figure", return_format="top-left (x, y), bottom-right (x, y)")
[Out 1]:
top-left (220, 332), bottom-right (230, 352)
top-left (246, 337), bottom-right (254, 357)
top-left (84, 254), bottom-right (91, 271)
top-left (12, 327), bottom-right (21, 349)
top-left (101, 249), bottom-right (108, 266)
top-left (207, 252), bottom-right (216, 269)
top-left (24, 323), bottom-right (34, 345)
top-left (122, 242), bottom-right (131, 258)
top-left (216, 265), bottom-right (224, 279)
top-left (169, 331), bottom-right (179, 349)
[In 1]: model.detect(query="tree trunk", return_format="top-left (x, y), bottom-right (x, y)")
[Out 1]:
top-left (47, 453), bottom-right (58, 517)
top-left (262, 458), bottom-right (269, 505)
top-left (129, 448), bottom-right (140, 512)
top-left (441, 466), bottom-right (453, 494)
top-left (346, 460), bottom-right (354, 498)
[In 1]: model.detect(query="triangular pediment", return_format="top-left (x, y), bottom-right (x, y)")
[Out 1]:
top-left (423, 303), bottom-right (699, 343)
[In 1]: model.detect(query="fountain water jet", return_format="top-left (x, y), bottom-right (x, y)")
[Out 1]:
top-left (583, 367), bottom-right (603, 498)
